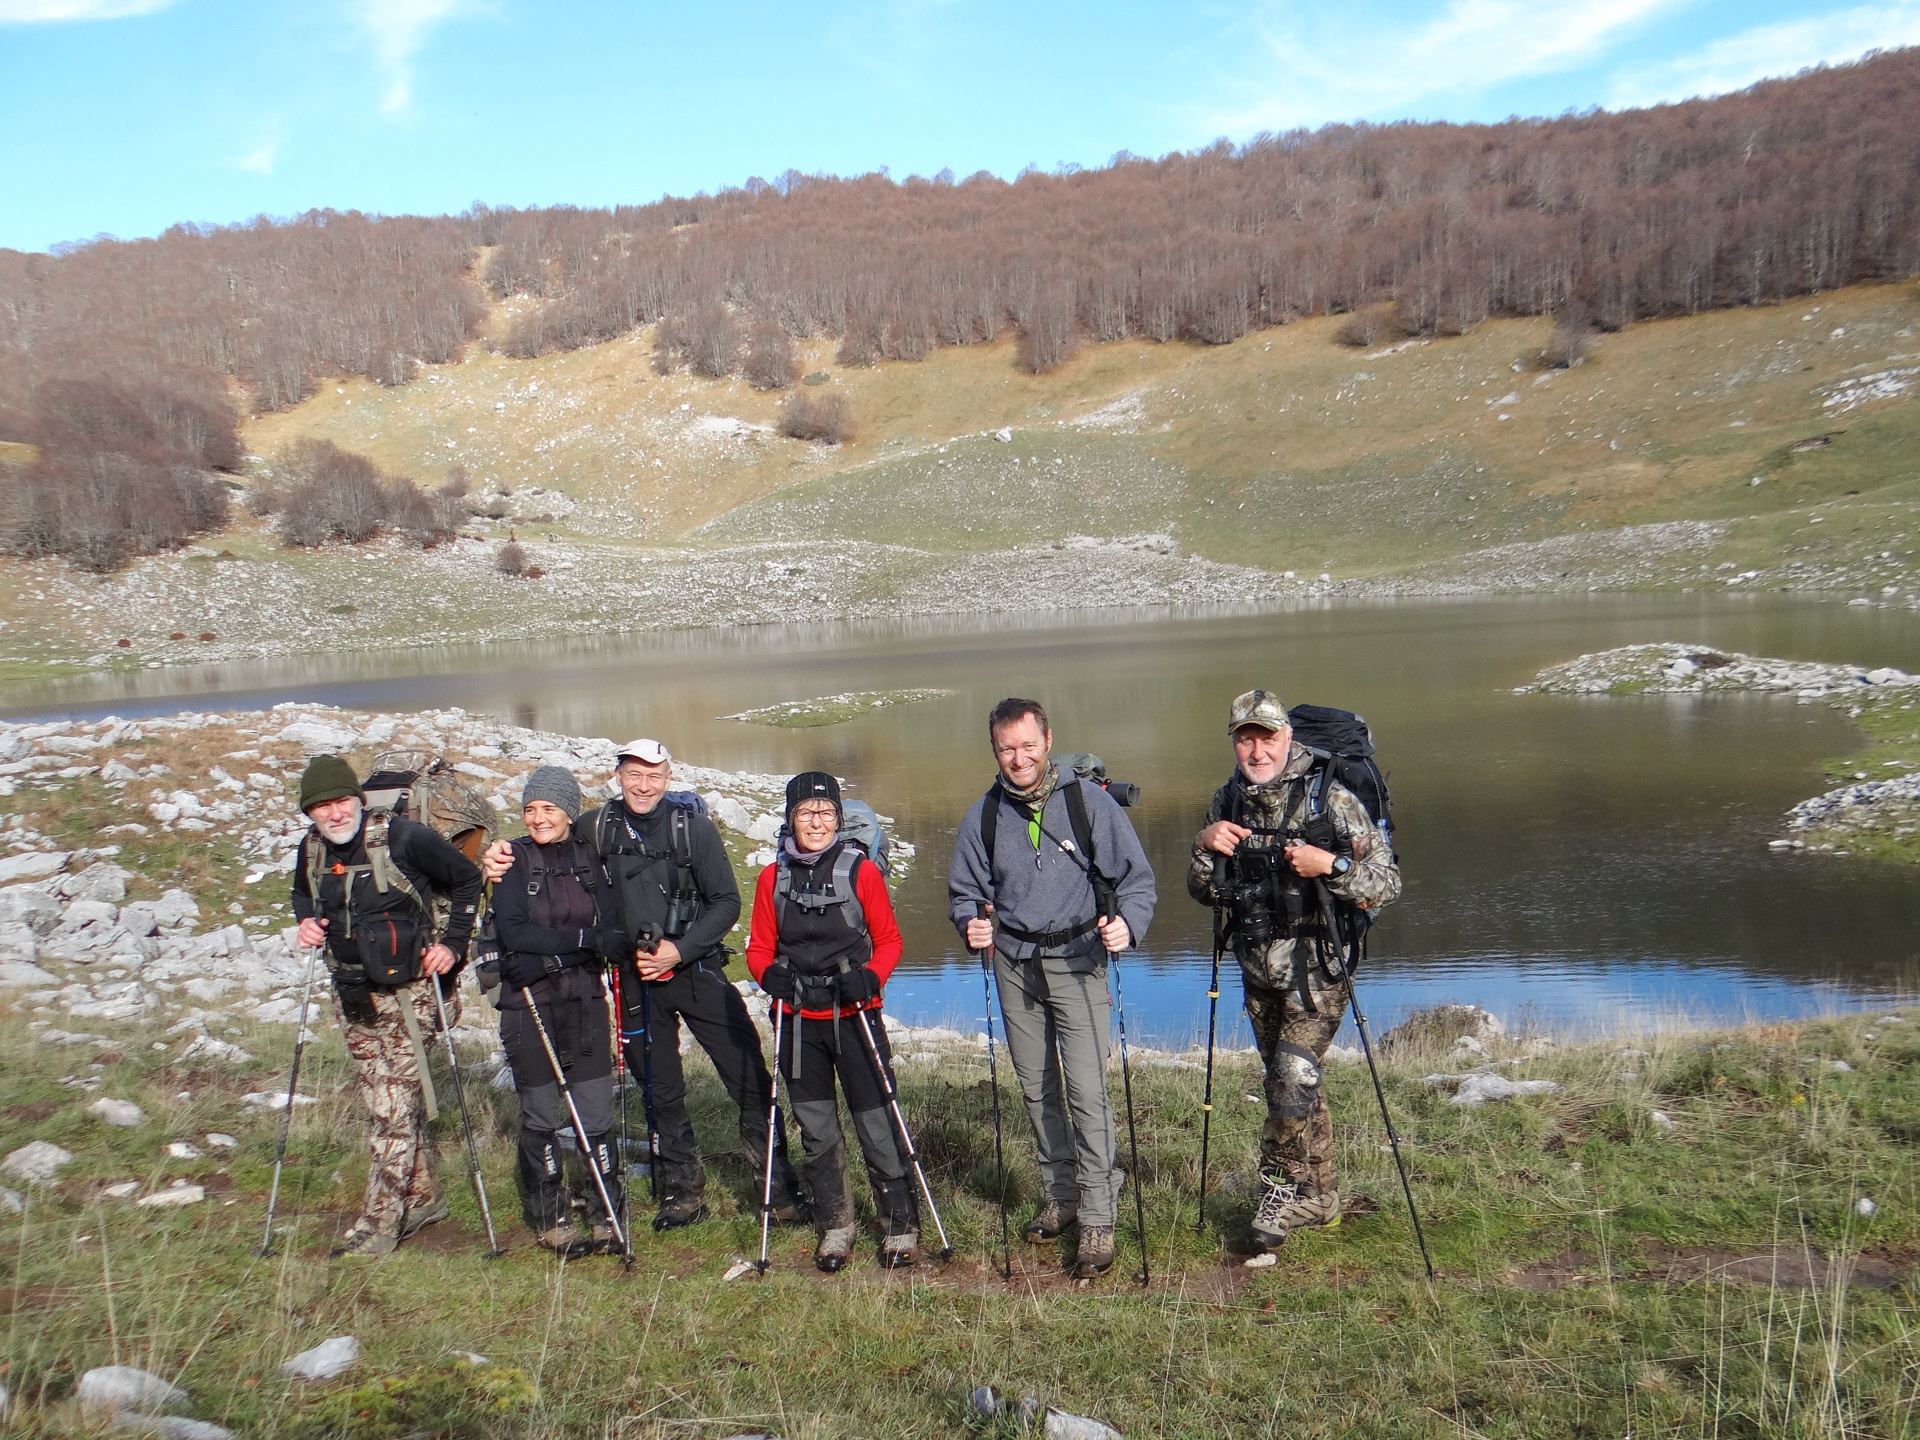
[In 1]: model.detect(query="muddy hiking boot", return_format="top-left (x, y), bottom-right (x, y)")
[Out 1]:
top-left (651, 1190), bottom-right (709, 1232)
top-left (588, 1222), bottom-right (624, 1255)
top-left (1024, 1199), bottom-right (1077, 1243)
top-left (329, 1227), bottom-right (397, 1260)
top-left (398, 1195), bottom-right (449, 1240)
top-left (1072, 1225), bottom-right (1116, 1277)
top-left (815, 1224), bottom-right (857, 1273)
top-left (768, 1195), bottom-right (813, 1228)
top-left (536, 1223), bottom-right (594, 1259)
top-left (1251, 1176), bottom-right (1340, 1250)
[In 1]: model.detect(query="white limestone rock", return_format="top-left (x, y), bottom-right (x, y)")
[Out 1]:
top-left (75, 1366), bottom-right (188, 1415)
top-left (89, 1098), bottom-right (147, 1128)
top-left (0, 852), bottom-right (67, 883)
top-left (0, 885), bottom-right (62, 934)
top-left (281, 1336), bottom-right (359, 1381)
top-left (1449, 1073), bottom-right (1560, 1108)
top-left (3, 1141), bottom-right (73, 1185)
top-left (136, 1182), bottom-right (205, 1208)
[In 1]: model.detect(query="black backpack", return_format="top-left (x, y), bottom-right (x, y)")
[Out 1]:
top-left (1284, 704), bottom-right (1394, 855)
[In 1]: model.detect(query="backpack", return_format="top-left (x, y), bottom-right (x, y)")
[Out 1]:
top-left (1283, 705), bottom-right (1393, 854)
top-left (1050, 752), bottom-right (1140, 809)
top-left (361, 749), bottom-right (497, 861)
top-left (772, 798), bottom-right (890, 933)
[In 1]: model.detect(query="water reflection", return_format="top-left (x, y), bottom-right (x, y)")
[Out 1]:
top-left (8, 593), bottom-right (1918, 1039)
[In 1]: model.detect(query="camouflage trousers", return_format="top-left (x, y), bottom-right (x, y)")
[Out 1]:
top-left (1241, 958), bottom-right (1349, 1198)
top-left (340, 978), bottom-right (459, 1238)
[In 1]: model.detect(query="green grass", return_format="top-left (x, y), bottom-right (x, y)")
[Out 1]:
top-left (0, 1005), bottom-right (1912, 1438)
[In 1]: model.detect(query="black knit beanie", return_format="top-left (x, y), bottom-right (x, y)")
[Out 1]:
top-left (784, 770), bottom-right (842, 823)
top-left (298, 754), bottom-right (363, 813)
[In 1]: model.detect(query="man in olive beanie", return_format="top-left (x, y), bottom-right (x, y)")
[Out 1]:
top-left (290, 753), bottom-right (484, 1260)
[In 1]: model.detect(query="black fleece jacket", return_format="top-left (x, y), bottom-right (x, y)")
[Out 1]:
top-left (578, 799), bottom-right (740, 964)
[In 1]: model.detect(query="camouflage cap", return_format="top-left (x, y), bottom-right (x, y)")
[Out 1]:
top-left (1228, 688), bottom-right (1290, 735)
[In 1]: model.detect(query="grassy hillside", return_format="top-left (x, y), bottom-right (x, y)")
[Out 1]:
top-left (240, 282), bottom-right (1920, 580)
top-left (3, 285), bottom-right (1919, 675)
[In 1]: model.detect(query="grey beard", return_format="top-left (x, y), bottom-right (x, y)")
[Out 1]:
top-left (316, 801), bottom-right (363, 845)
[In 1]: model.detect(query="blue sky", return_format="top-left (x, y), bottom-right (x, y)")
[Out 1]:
top-left (3, 0), bottom-right (1917, 254)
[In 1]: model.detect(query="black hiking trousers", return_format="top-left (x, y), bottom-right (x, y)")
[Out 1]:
top-left (622, 958), bottom-right (802, 1206)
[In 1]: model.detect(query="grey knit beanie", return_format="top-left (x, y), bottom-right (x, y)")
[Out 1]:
top-left (522, 765), bottom-right (583, 820)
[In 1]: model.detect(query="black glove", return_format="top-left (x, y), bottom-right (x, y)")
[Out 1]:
top-left (836, 965), bottom-right (882, 1005)
top-left (759, 962), bottom-right (798, 1002)
top-left (501, 950), bottom-right (550, 988)
top-left (586, 927), bottom-right (633, 961)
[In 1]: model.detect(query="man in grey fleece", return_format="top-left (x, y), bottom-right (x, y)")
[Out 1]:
top-left (949, 697), bottom-right (1156, 1277)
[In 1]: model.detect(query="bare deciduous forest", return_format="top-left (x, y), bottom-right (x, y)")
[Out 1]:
top-left (4, 49), bottom-right (1920, 567)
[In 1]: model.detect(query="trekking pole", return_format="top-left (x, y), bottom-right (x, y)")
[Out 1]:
top-left (256, 940), bottom-right (322, 1257)
top-left (431, 973), bottom-right (504, 1257)
top-left (976, 903), bottom-right (1011, 1280)
top-left (633, 978), bottom-right (661, 1202)
top-left (754, 1001), bottom-right (785, 1276)
top-left (603, 967), bottom-right (635, 1245)
top-left (522, 993), bottom-right (629, 1259)
top-left (1316, 881), bottom-right (1435, 1283)
top-left (1194, 855), bottom-right (1228, 1234)
top-left (1106, 939), bottom-right (1151, 1287)
top-left (850, 1007), bottom-right (955, 1261)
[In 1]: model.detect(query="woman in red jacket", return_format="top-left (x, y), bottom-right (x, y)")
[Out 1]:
top-left (745, 771), bottom-right (918, 1271)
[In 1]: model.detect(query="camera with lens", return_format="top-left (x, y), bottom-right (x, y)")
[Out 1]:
top-left (1231, 877), bottom-right (1274, 947)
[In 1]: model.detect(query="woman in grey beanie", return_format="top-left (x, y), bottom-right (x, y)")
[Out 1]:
top-left (491, 762), bottom-right (630, 1255)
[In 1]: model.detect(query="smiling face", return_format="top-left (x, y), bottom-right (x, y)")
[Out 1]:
top-left (523, 799), bottom-right (572, 845)
top-left (308, 795), bottom-right (364, 844)
top-left (990, 714), bottom-right (1052, 792)
top-left (791, 799), bottom-right (840, 855)
top-left (1234, 724), bottom-right (1292, 784)
top-left (615, 758), bottom-right (672, 815)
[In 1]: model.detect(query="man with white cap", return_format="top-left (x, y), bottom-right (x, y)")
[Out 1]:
top-left (485, 738), bottom-right (805, 1229)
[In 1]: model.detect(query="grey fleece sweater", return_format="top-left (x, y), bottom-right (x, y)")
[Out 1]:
top-left (948, 774), bottom-right (1157, 967)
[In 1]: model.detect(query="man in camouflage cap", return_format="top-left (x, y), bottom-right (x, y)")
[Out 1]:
top-left (1186, 689), bottom-right (1401, 1251)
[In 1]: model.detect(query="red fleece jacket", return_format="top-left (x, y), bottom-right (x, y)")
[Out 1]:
top-left (745, 854), bottom-right (901, 1019)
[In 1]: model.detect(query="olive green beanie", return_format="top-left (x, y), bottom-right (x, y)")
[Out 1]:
top-left (298, 754), bottom-right (364, 813)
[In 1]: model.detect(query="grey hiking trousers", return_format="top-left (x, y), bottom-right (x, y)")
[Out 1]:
top-left (993, 949), bottom-right (1121, 1227)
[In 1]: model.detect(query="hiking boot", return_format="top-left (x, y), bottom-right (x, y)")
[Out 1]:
top-left (329, 1227), bottom-right (397, 1260)
top-left (1072, 1225), bottom-right (1115, 1277)
top-left (1251, 1177), bottom-right (1340, 1250)
top-left (880, 1225), bottom-right (918, 1269)
top-left (1024, 1199), bottom-right (1077, 1242)
top-left (588, 1222), bottom-right (625, 1256)
top-left (815, 1223), bottom-right (856, 1273)
top-left (535, 1223), bottom-right (593, 1259)
top-left (769, 1197), bottom-right (813, 1227)
top-left (398, 1195), bottom-right (449, 1239)
top-left (651, 1192), bottom-right (709, 1232)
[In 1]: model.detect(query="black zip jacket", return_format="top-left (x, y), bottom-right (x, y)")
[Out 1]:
top-left (492, 835), bottom-right (612, 1010)
top-left (576, 800), bottom-right (741, 965)
top-left (290, 814), bottom-right (484, 970)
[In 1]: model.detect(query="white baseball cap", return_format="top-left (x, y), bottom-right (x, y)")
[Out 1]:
top-left (613, 738), bottom-right (671, 766)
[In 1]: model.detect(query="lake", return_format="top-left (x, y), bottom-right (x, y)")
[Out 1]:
top-left (9, 593), bottom-right (1919, 1046)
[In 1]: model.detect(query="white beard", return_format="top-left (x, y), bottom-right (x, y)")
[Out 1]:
top-left (315, 799), bottom-right (364, 845)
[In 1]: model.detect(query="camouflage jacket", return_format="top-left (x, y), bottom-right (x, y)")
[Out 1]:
top-left (1186, 743), bottom-right (1401, 987)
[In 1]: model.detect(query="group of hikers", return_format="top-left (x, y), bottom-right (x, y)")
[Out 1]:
top-left (278, 688), bottom-right (1402, 1277)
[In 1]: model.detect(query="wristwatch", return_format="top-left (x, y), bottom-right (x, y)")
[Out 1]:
top-left (1328, 855), bottom-right (1353, 878)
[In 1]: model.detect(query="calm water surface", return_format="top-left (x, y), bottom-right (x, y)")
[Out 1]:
top-left (9, 594), bottom-right (1919, 1044)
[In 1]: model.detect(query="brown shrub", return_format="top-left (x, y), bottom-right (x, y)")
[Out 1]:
top-left (743, 319), bottom-right (797, 391)
top-left (777, 391), bottom-right (850, 444)
top-left (1334, 305), bottom-right (1392, 348)
top-left (496, 540), bottom-right (527, 575)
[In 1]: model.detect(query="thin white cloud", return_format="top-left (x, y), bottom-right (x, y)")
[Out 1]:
top-left (1207, 0), bottom-right (1679, 134)
top-left (0, 0), bottom-right (170, 21)
top-left (356, 0), bottom-right (468, 115)
top-left (1608, 4), bottom-right (1920, 108)
top-left (231, 139), bottom-right (278, 175)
